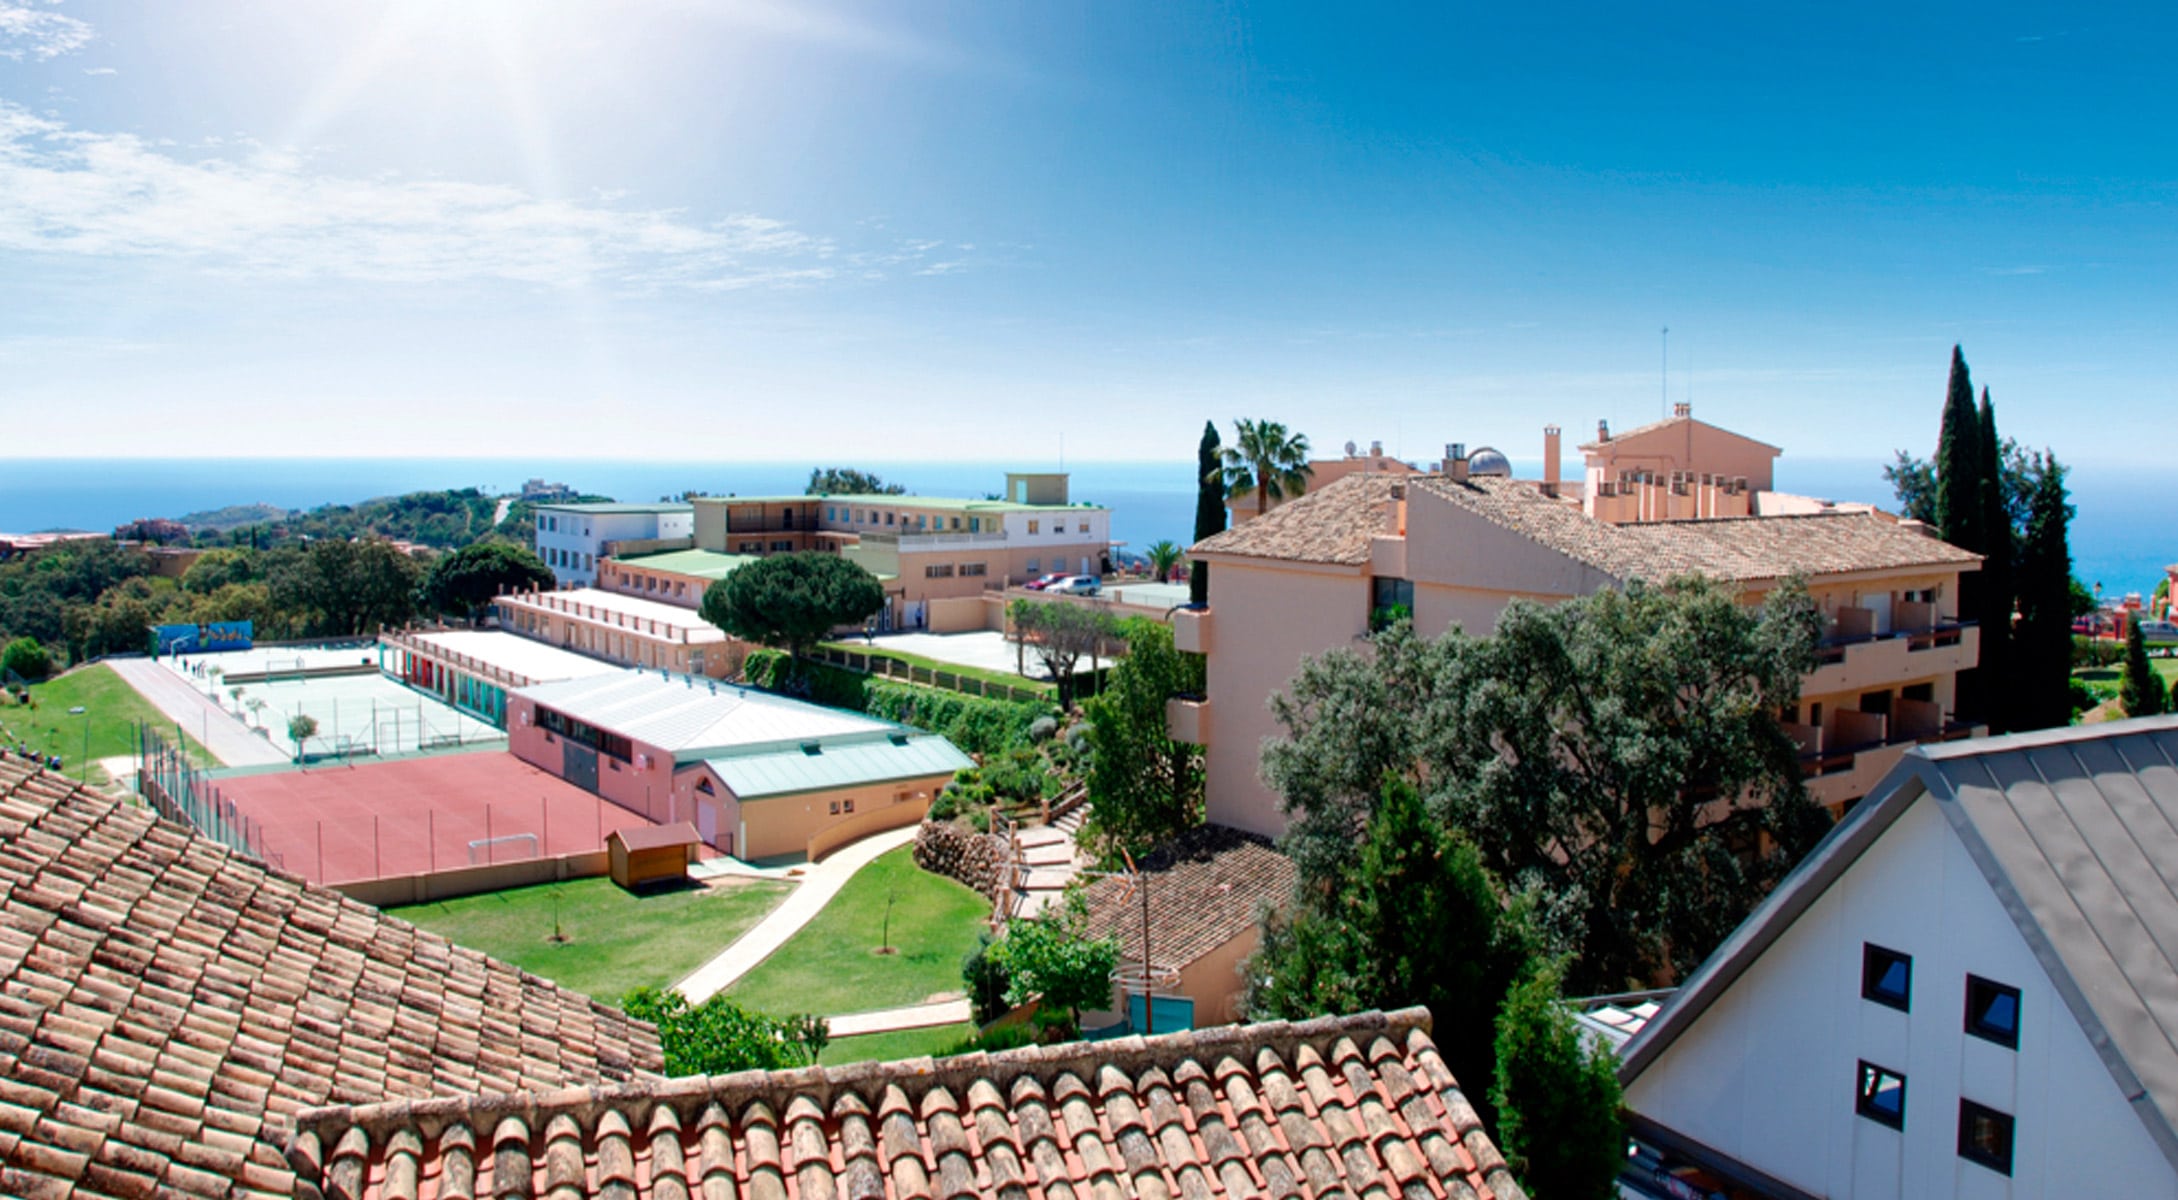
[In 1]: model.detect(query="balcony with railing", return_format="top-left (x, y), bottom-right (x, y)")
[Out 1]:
top-left (1795, 698), bottom-right (1983, 809)
top-left (1802, 608), bottom-right (1978, 696)
top-left (1166, 695), bottom-right (1211, 745)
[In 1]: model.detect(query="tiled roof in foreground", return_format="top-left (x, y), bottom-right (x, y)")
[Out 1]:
top-left (290, 1007), bottom-right (1525, 1200)
top-left (0, 759), bottom-right (660, 1200)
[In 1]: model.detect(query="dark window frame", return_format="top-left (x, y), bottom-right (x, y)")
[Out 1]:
top-left (1957, 1099), bottom-right (2015, 1175)
top-left (1965, 975), bottom-right (2022, 1048)
top-left (1855, 1060), bottom-right (1907, 1130)
top-left (1862, 943), bottom-right (1912, 1011)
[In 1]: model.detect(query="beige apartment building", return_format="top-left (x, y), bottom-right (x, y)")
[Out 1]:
top-left (1177, 456), bottom-right (1982, 839)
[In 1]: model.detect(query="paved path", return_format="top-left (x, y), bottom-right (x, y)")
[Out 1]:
top-left (676, 825), bottom-right (921, 1002)
top-left (106, 658), bottom-right (289, 767)
top-left (827, 998), bottom-right (973, 1039)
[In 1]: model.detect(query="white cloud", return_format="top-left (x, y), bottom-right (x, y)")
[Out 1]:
top-left (0, 103), bottom-right (955, 290)
top-left (80, 65), bottom-right (112, 75)
top-left (0, 2), bottom-right (92, 60)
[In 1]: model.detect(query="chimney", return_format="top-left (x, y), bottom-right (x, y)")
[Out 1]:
top-left (1543, 425), bottom-right (1561, 495)
top-left (1369, 439), bottom-right (1383, 459)
top-left (1673, 401), bottom-right (1691, 419)
top-left (1446, 443), bottom-right (1469, 482)
top-left (1597, 420), bottom-right (1610, 442)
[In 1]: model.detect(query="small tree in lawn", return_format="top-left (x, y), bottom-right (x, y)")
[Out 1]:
top-left (1490, 958), bottom-right (1626, 1200)
top-left (287, 713), bottom-right (318, 762)
top-left (2122, 621), bottom-right (2166, 718)
top-left (989, 892), bottom-right (1119, 1039)
top-left (700, 553), bottom-right (886, 660)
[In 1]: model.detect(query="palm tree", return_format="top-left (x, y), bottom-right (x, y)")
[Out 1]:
top-left (1144, 540), bottom-right (1183, 583)
top-left (1214, 419), bottom-right (1313, 517)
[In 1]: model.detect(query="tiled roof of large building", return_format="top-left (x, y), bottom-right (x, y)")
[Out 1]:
top-left (1190, 473), bottom-right (1403, 566)
top-left (289, 1007), bottom-right (1525, 1200)
top-left (1575, 412), bottom-right (1782, 454)
top-left (1195, 472), bottom-right (1977, 582)
top-left (0, 759), bottom-right (660, 1200)
top-left (1084, 824), bottom-right (1295, 970)
top-left (516, 671), bottom-right (901, 759)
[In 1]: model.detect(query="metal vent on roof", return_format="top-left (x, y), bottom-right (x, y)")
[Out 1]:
top-left (888, 732), bottom-right (909, 746)
top-left (801, 741), bottom-right (822, 755)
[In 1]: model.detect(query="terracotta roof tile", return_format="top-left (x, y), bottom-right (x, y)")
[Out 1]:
top-left (1195, 471), bottom-right (1977, 582)
top-left (1082, 825), bottom-right (1296, 971)
top-left (0, 758), bottom-right (661, 1200)
top-left (290, 1008), bottom-right (1522, 1200)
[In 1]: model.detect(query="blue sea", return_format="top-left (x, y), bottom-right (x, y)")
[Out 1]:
top-left (0, 456), bottom-right (2166, 598)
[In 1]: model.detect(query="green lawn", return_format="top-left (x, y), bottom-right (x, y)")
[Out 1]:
top-left (728, 845), bottom-right (990, 1017)
top-left (819, 1021), bottom-right (977, 1066)
top-left (391, 875), bottom-right (792, 1007)
top-left (0, 664), bottom-right (214, 784)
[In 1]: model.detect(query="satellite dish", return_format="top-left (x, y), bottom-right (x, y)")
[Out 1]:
top-left (1344, 440), bottom-right (1358, 456)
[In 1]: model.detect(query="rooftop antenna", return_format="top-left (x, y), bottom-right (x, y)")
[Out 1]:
top-left (1660, 326), bottom-right (1670, 419)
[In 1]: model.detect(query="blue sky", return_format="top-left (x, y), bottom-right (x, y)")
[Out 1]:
top-left (1, 1), bottom-right (2170, 464)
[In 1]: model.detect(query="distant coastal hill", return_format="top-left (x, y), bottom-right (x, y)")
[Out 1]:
top-left (172, 503), bottom-right (287, 531)
top-left (160, 488), bottom-right (617, 550)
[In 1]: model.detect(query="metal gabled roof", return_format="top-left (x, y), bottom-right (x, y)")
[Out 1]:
top-left (703, 733), bottom-right (972, 799)
top-left (1618, 714), bottom-right (2178, 1175)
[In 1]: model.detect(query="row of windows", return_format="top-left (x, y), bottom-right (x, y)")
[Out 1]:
top-left (547, 547), bottom-right (594, 572)
top-left (1853, 1062), bottom-right (2016, 1174)
top-left (541, 516), bottom-right (592, 536)
top-left (1023, 519), bottom-right (1094, 535)
top-left (827, 798), bottom-right (857, 815)
top-left (536, 705), bottom-right (633, 762)
top-left (1861, 943), bottom-right (2021, 1048)
top-left (733, 540), bottom-right (799, 553)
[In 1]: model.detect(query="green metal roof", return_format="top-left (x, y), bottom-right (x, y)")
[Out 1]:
top-left (706, 734), bottom-right (973, 799)
top-left (614, 548), bottom-right (762, 580)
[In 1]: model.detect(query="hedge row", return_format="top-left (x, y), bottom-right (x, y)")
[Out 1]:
top-left (743, 648), bottom-right (1048, 757)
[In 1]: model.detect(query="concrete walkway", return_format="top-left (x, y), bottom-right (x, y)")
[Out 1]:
top-left (676, 825), bottom-right (921, 1002)
top-left (827, 998), bottom-right (973, 1039)
top-left (106, 658), bottom-right (289, 767)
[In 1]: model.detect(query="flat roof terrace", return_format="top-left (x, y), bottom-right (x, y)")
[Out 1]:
top-left (496, 587), bottom-right (727, 642)
top-left (400, 629), bottom-right (621, 684)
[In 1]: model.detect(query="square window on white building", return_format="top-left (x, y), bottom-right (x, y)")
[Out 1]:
top-left (1855, 1061), bottom-right (1905, 1130)
top-left (1862, 943), bottom-right (1911, 1011)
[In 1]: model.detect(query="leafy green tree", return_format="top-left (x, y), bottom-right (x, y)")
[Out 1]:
top-left (1935, 346), bottom-right (1985, 552)
top-left (1143, 539), bottom-right (1183, 583)
top-left (700, 552), bottom-right (886, 658)
top-left (421, 541), bottom-right (555, 620)
top-left (287, 713), bottom-right (318, 762)
top-left (1215, 418), bottom-right (1314, 516)
top-left (267, 538), bottom-right (424, 636)
top-left (1190, 421), bottom-right (1225, 606)
top-left (2122, 621), bottom-right (2166, 718)
top-left (180, 548), bottom-right (259, 595)
top-left (1264, 577), bottom-right (1828, 991)
top-left (622, 987), bottom-right (828, 1074)
top-left (1490, 959), bottom-right (1626, 1200)
top-left (2013, 456), bottom-right (2078, 731)
top-left (2, 637), bottom-right (50, 681)
top-left (1007, 598), bottom-right (1117, 707)
top-left (806, 467), bottom-right (907, 495)
top-left (1248, 776), bottom-right (1537, 1125)
top-left (962, 933), bottom-right (1013, 1025)
top-left (989, 893), bottom-right (1119, 1038)
top-left (1083, 618), bottom-right (1204, 855)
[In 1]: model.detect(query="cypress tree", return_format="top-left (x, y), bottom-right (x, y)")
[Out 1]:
top-left (1975, 388), bottom-right (2014, 731)
top-left (2012, 456), bottom-right (2076, 732)
top-left (1190, 420), bottom-right (1225, 606)
top-left (1935, 346), bottom-right (1985, 552)
top-left (2122, 621), bottom-right (2167, 718)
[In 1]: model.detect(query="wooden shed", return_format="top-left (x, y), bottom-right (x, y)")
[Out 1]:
top-left (606, 822), bottom-right (700, 890)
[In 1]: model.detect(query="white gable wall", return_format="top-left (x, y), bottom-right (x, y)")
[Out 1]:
top-left (1626, 795), bottom-right (2173, 1198)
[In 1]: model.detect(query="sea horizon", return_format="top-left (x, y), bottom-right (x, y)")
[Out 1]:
top-left (3, 455), bottom-right (2167, 599)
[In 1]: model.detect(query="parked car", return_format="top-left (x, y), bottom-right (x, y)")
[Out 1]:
top-left (2140, 619), bottom-right (2178, 646)
top-left (1023, 573), bottom-right (1068, 591)
top-left (1049, 575), bottom-right (1102, 596)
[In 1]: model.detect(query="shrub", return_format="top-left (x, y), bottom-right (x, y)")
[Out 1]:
top-left (865, 682), bottom-right (1047, 756)
top-left (968, 809), bottom-right (990, 834)
top-left (742, 648), bottom-right (868, 710)
top-left (623, 986), bottom-right (828, 1075)
top-left (962, 933), bottom-right (1013, 1025)
top-left (937, 1023), bottom-right (1034, 1057)
top-left (927, 791), bottom-right (961, 821)
top-left (1028, 715), bottom-right (1059, 743)
top-left (1, 638), bottom-right (50, 682)
top-left (1490, 960), bottom-right (1625, 1200)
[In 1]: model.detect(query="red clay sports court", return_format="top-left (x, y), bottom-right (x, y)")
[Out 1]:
top-left (214, 750), bottom-right (658, 887)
